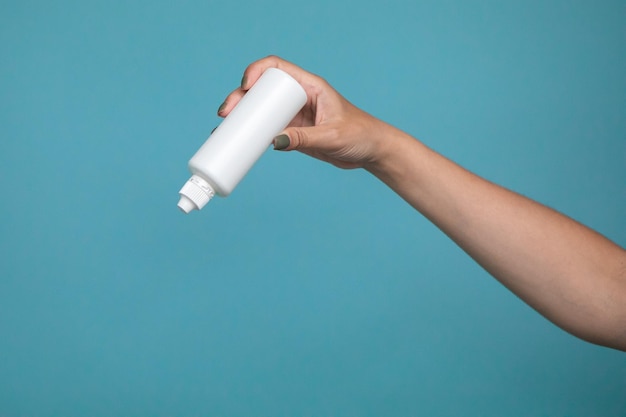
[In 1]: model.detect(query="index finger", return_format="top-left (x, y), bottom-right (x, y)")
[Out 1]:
top-left (240, 55), bottom-right (325, 97)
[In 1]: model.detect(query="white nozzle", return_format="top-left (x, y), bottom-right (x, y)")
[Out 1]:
top-left (177, 195), bottom-right (196, 213)
top-left (178, 175), bottom-right (215, 213)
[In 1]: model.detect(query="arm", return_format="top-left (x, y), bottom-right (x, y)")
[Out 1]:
top-left (370, 126), bottom-right (626, 350)
top-left (220, 56), bottom-right (626, 351)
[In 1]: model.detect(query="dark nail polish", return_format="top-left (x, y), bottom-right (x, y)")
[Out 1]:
top-left (217, 102), bottom-right (226, 114)
top-left (240, 75), bottom-right (247, 89)
top-left (273, 134), bottom-right (290, 150)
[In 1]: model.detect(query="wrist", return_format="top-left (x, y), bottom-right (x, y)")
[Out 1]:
top-left (363, 121), bottom-right (421, 175)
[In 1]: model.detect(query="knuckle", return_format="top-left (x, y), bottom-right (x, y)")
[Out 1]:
top-left (291, 129), bottom-right (308, 149)
top-left (307, 74), bottom-right (327, 94)
top-left (262, 54), bottom-right (283, 66)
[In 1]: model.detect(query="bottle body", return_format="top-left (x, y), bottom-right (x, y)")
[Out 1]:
top-left (178, 68), bottom-right (307, 213)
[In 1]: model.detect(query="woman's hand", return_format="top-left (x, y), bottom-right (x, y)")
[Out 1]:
top-left (217, 55), bottom-right (390, 170)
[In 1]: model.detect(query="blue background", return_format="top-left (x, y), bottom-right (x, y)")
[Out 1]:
top-left (1, 0), bottom-right (625, 415)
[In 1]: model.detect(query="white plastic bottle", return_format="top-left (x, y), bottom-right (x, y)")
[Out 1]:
top-left (177, 68), bottom-right (307, 213)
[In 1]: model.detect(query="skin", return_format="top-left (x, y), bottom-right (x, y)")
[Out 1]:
top-left (219, 55), bottom-right (626, 351)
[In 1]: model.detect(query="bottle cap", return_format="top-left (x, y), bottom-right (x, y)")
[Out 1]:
top-left (178, 175), bottom-right (215, 213)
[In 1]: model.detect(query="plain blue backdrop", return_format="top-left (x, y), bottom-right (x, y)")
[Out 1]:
top-left (1, 0), bottom-right (625, 416)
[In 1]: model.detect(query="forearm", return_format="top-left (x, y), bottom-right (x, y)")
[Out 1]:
top-left (367, 124), bottom-right (626, 350)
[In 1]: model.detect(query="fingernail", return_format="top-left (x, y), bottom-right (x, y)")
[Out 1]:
top-left (240, 75), bottom-right (247, 89)
top-left (273, 134), bottom-right (290, 150)
top-left (217, 101), bottom-right (226, 114)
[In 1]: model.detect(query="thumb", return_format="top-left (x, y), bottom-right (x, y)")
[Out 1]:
top-left (273, 126), bottom-right (333, 151)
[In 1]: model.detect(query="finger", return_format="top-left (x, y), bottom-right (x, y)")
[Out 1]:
top-left (273, 127), bottom-right (360, 169)
top-left (241, 55), bottom-right (325, 97)
top-left (273, 126), bottom-right (337, 152)
top-left (222, 56), bottom-right (318, 117)
top-left (217, 88), bottom-right (246, 117)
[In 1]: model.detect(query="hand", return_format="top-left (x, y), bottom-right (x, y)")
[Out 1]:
top-left (218, 55), bottom-right (389, 170)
